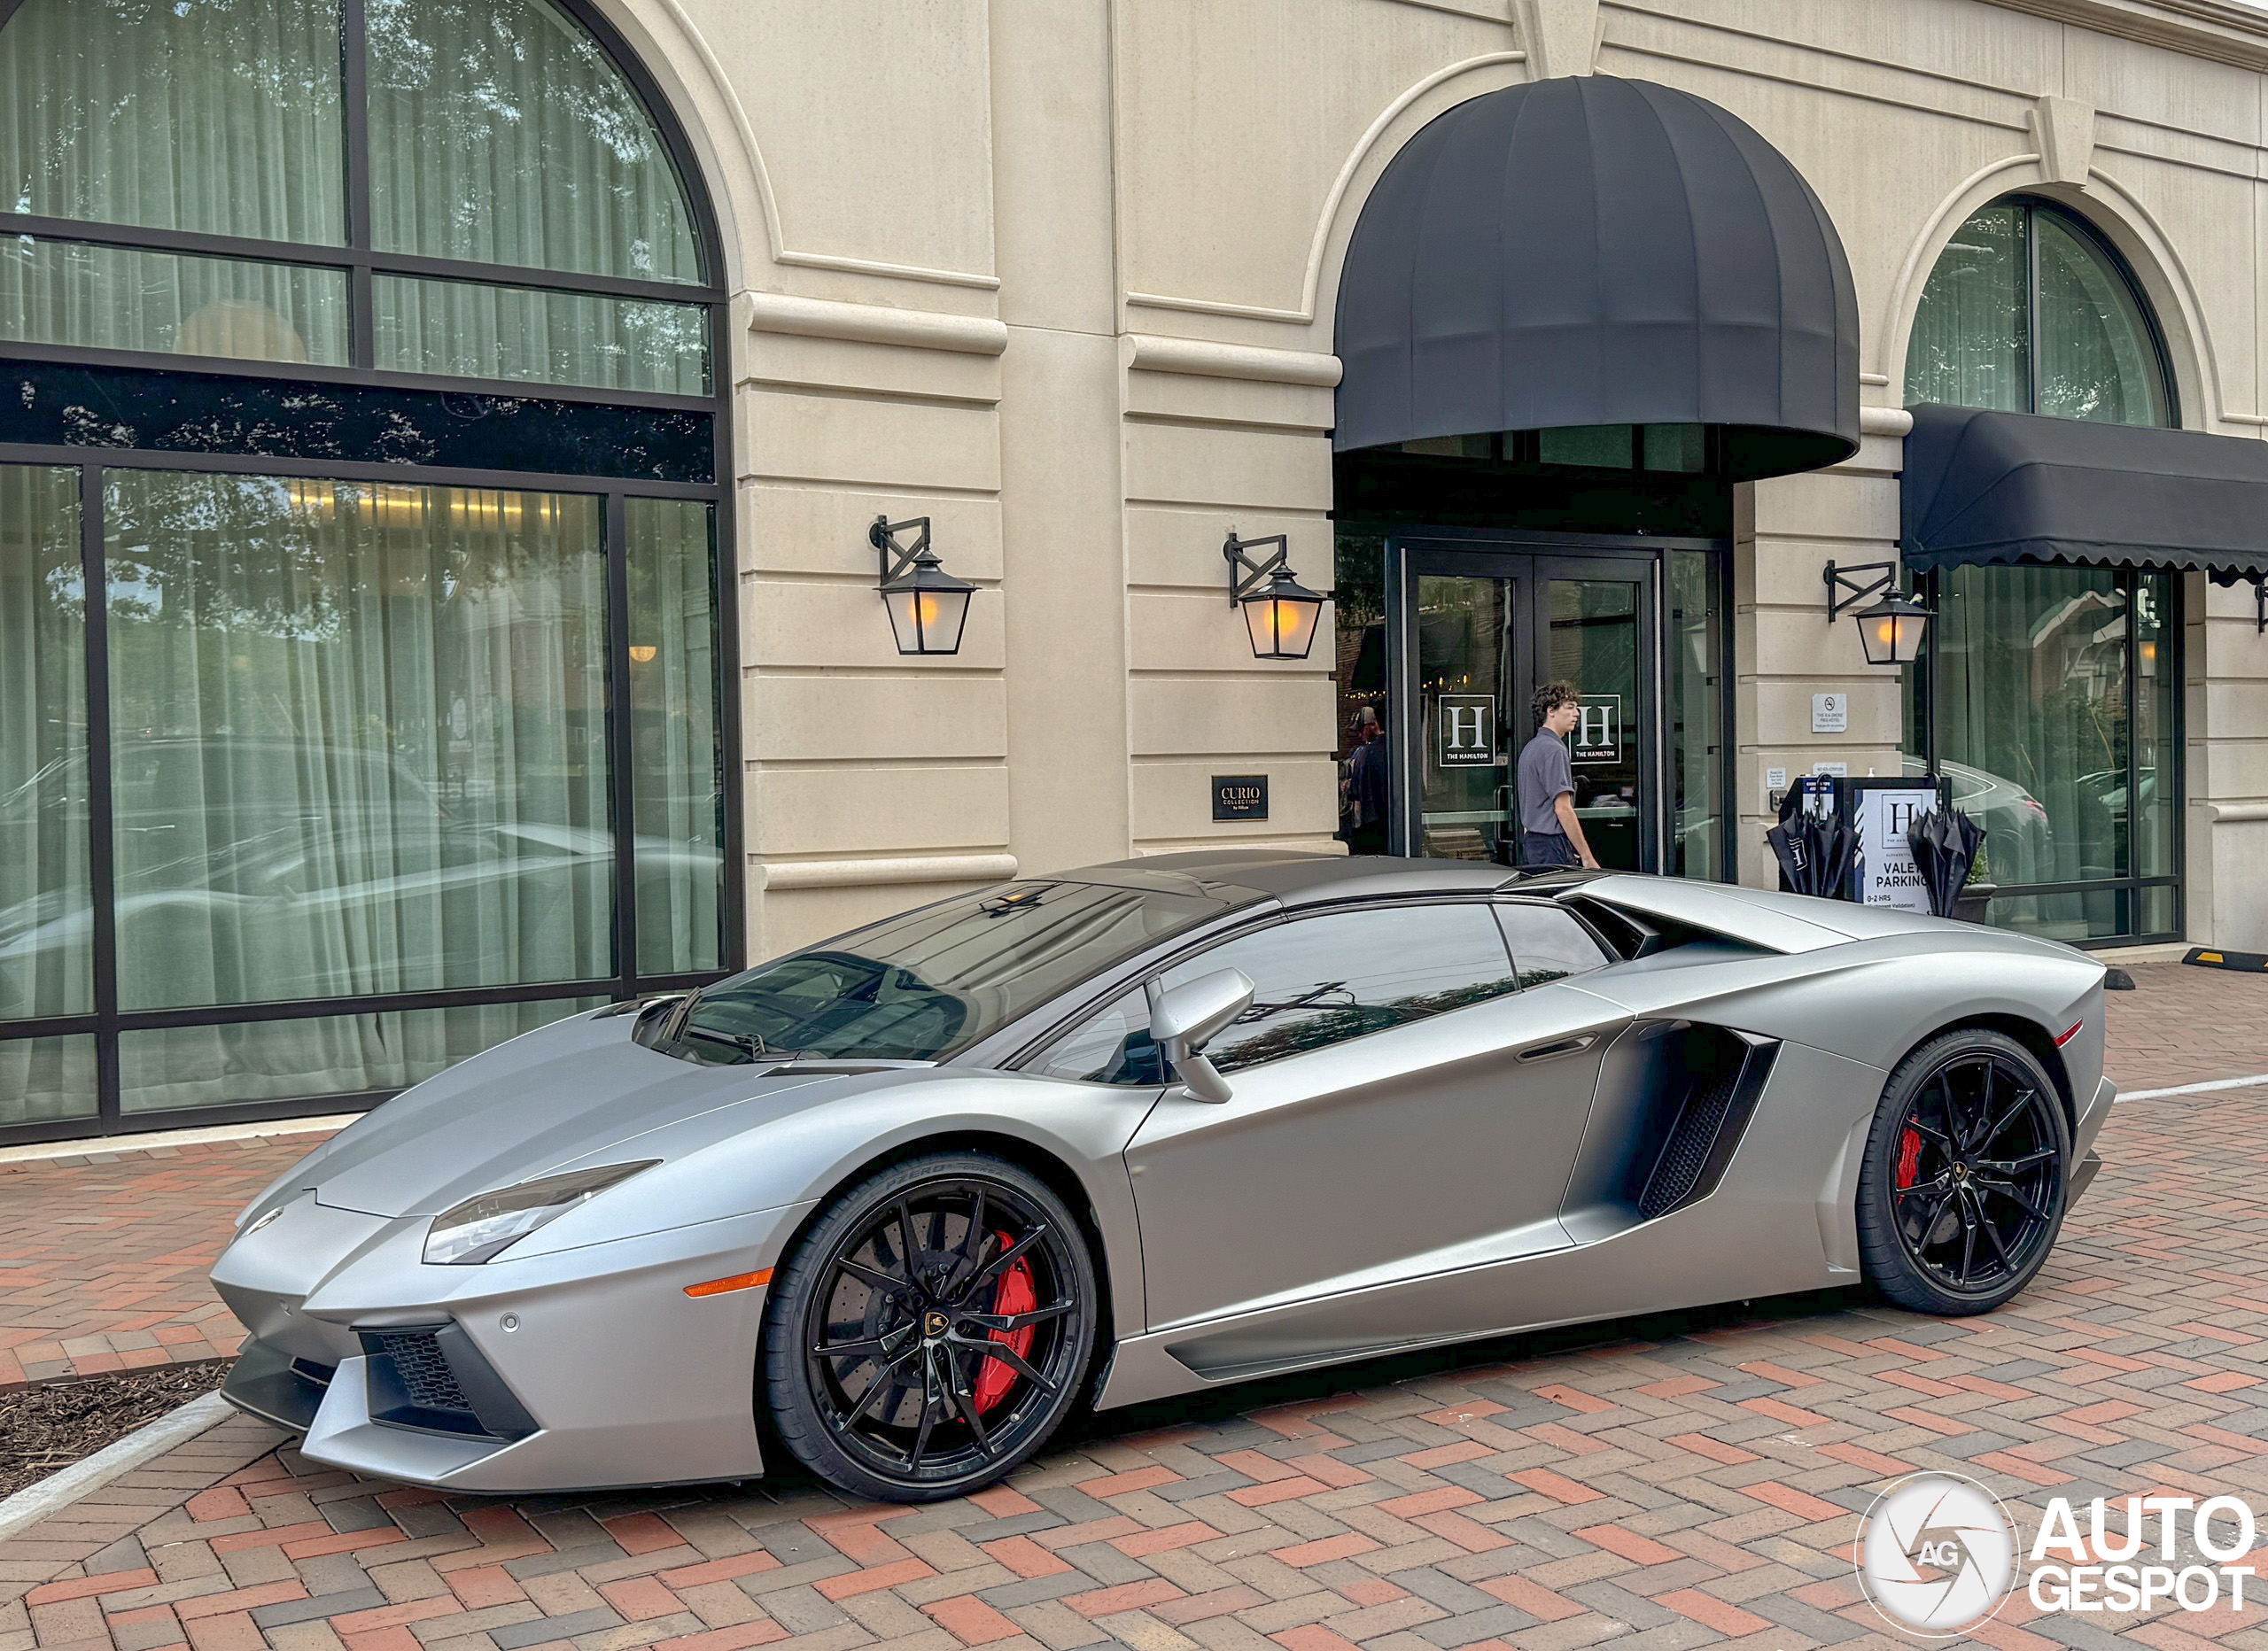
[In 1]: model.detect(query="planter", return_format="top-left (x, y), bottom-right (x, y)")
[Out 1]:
top-left (1950, 883), bottom-right (1996, 924)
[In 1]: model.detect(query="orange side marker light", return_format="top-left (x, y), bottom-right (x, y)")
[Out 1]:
top-left (685, 1268), bottom-right (773, 1298)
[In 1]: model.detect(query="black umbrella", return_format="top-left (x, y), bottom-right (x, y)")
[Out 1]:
top-left (1769, 808), bottom-right (1857, 898)
top-left (1907, 807), bottom-right (1986, 918)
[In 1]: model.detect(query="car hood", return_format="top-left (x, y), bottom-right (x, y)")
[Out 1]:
top-left (294, 1012), bottom-right (898, 1221)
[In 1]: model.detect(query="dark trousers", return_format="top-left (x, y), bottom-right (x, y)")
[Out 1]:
top-left (1520, 830), bottom-right (1580, 869)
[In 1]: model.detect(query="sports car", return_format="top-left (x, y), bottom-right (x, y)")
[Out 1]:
top-left (213, 851), bottom-right (2113, 1503)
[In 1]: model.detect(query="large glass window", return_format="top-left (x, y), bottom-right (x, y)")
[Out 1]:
top-left (0, 0), bottom-right (729, 1141)
top-left (0, 0), bottom-right (708, 391)
top-left (1906, 198), bottom-right (2170, 425)
top-left (0, 465), bottom-right (89, 1024)
top-left (1916, 565), bottom-right (2178, 943)
top-left (1903, 196), bottom-right (2180, 945)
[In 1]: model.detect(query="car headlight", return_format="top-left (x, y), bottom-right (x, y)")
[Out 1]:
top-left (423, 1161), bottom-right (660, 1265)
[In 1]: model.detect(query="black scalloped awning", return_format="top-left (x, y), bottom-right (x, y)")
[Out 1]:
top-left (1903, 405), bottom-right (2268, 585)
top-left (1334, 74), bottom-right (1860, 481)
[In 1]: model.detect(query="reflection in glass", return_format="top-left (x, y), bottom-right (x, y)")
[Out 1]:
top-left (1547, 578), bottom-right (1642, 872)
top-left (0, 238), bottom-right (349, 365)
top-left (1931, 563), bottom-right (2134, 941)
top-left (1906, 199), bottom-right (2171, 428)
top-left (1906, 205), bottom-right (2026, 413)
top-left (102, 470), bottom-right (612, 1012)
top-left (120, 997), bottom-right (601, 1113)
top-left (367, 0), bottom-right (702, 283)
top-left (1156, 904), bottom-right (1518, 1074)
top-left (0, 1035), bottom-right (96, 1128)
top-left (1331, 529), bottom-right (1390, 855)
top-left (1416, 575), bottom-right (1514, 864)
top-left (2037, 214), bottom-right (2166, 427)
top-left (0, 466), bottom-right (89, 1020)
top-left (627, 499), bottom-right (723, 974)
top-left (682, 881), bottom-right (1225, 1065)
top-left (0, 0), bottom-right (345, 244)
top-left (2133, 571), bottom-right (2175, 880)
top-left (1667, 550), bottom-right (1722, 880)
top-left (375, 275), bottom-right (709, 395)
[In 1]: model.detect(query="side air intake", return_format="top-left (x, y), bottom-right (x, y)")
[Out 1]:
top-left (1627, 1027), bottom-right (1779, 1220)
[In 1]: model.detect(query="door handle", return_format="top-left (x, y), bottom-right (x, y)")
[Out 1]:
top-left (1518, 1034), bottom-right (1596, 1064)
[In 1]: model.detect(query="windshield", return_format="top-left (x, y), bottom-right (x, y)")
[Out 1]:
top-left (672, 879), bottom-right (1233, 1063)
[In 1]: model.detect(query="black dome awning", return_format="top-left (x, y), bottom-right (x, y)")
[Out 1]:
top-left (1903, 404), bottom-right (2268, 586)
top-left (1334, 75), bottom-right (1860, 481)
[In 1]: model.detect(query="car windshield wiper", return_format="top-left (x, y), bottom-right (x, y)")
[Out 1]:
top-left (682, 1024), bottom-right (811, 1065)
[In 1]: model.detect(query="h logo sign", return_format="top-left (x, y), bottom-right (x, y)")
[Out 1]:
top-left (1571, 694), bottom-right (1621, 764)
top-left (1578, 702), bottom-right (1613, 749)
top-left (1435, 694), bottom-right (1496, 768)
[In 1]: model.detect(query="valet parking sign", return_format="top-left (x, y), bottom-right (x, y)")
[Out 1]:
top-left (1853, 1473), bottom-right (2265, 1639)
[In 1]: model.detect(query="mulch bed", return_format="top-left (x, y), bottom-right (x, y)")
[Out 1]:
top-left (0, 1361), bottom-right (232, 1500)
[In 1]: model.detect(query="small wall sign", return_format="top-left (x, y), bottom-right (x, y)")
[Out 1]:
top-left (1813, 692), bottom-right (1849, 734)
top-left (1211, 773), bottom-right (1269, 821)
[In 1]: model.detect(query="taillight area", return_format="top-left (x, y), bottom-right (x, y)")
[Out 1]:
top-left (2055, 1019), bottom-right (2084, 1048)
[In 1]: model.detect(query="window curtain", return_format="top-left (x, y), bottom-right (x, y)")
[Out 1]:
top-left (1933, 563), bottom-right (2130, 937)
top-left (366, 0), bottom-right (700, 283)
top-left (626, 498), bottom-right (721, 974)
top-left (101, 470), bottom-right (613, 1111)
top-left (0, 465), bottom-right (96, 1127)
top-left (0, 0), bottom-right (345, 241)
top-left (2036, 213), bottom-right (2166, 427)
top-left (1905, 204), bottom-right (2025, 413)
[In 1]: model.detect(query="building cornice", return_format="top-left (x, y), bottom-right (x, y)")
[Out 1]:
top-left (1978, 0), bottom-right (2268, 72)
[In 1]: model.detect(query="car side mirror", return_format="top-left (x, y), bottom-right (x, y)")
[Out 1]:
top-left (1148, 967), bottom-right (1253, 1104)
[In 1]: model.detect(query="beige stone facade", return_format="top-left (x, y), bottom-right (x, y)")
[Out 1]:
top-left (603, 0), bottom-right (2268, 956)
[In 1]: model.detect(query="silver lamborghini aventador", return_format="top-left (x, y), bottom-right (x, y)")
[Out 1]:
top-left (213, 852), bottom-right (2113, 1503)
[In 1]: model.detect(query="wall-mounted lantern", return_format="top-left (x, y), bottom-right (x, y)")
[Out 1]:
top-left (1825, 560), bottom-right (1933, 668)
top-left (1224, 531), bottom-right (1329, 661)
top-left (871, 515), bottom-right (974, 655)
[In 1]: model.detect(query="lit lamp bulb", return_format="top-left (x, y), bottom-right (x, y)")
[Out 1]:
top-left (1852, 591), bottom-right (1933, 667)
top-left (1239, 569), bottom-right (1328, 661)
top-left (628, 645), bottom-right (658, 663)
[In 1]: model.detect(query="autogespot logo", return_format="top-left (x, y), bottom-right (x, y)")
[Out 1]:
top-left (1855, 1472), bottom-right (2018, 1637)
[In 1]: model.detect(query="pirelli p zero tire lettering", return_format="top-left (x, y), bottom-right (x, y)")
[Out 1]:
top-left (761, 1152), bottom-right (1099, 1503)
top-left (1857, 1027), bottom-right (2070, 1317)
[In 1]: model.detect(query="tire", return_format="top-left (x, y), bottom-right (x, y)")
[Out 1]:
top-left (761, 1152), bottom-right (1099, 1502)
top-left (1857, 1028), bottom-right (2070, 1316)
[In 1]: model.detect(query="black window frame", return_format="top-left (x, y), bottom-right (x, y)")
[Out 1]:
top-left (0, 0), bottom-right (742, 1145)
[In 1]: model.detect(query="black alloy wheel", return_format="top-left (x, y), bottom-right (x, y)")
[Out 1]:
top-left (762, 1153), bottom-right (1098, 1502)
top-left (1857, 1028), bottom-right (2070, 1315)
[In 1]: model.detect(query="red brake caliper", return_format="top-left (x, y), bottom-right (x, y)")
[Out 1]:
top-left (974, 1232), bottom-right (1036, 1414)
top-left (1895, 1126), bottom-right (1923, 1190)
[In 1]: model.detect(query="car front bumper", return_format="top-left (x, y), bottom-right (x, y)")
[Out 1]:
top-left (212, 1192), bottom-right (816, 1492)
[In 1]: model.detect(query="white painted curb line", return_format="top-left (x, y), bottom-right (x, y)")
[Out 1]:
top-left (0, 1391), bottom-right (236, 1541)
top-left (2119, 1072), bottom-right (2268, 1101)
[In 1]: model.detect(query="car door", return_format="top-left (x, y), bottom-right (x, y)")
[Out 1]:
top-left (1115, 899), bottom-right (1627, 1332)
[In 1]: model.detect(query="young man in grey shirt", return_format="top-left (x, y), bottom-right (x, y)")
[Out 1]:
top-left (1516, 682), bottom-right (1600, 869)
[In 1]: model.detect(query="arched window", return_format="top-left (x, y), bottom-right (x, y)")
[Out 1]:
top-left (0, 0), bottom-right (733, 1138)
top-left (1905, 197), bottom-right (2171, 427)
top-left (1901, 198), bottom-right (2180, 947)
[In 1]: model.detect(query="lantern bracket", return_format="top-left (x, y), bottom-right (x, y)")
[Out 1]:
top-left (1823, 559), bottom-right (1897, 624)
top-left (872, 515), bottom-right (934, 586)
top-left (1225, 531), bottom-right (1331, 605)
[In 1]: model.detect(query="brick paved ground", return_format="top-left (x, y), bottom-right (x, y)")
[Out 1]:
top-left (1, 962), bottom-right (2264, 1650)
top-left (2101, 960), bottom-right (2268, 1092)
top-left (0, 1139), bottom-right (336, 1389)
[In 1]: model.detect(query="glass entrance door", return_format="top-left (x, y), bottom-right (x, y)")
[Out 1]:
top-left (1390, 542), bottom-right (1658, 871)
top-left (1540, 567), bottom-right (1648, 872)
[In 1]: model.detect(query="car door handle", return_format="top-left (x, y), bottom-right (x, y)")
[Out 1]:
top-left (1518, 1035), bottom-right (1596, 1064)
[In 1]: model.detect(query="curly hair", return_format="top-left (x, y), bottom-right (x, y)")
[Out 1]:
top-left (1531, 681), bottom-right (1581, 725)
